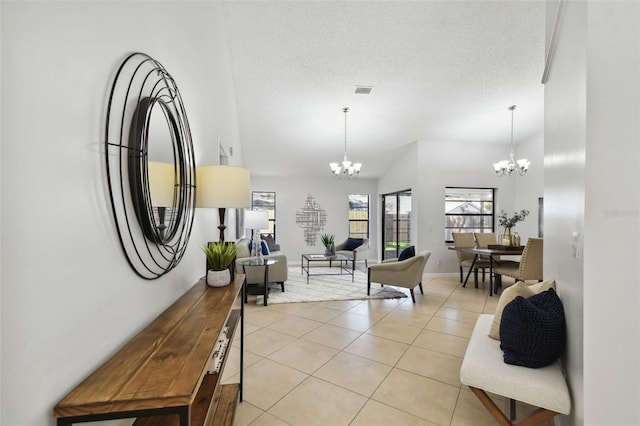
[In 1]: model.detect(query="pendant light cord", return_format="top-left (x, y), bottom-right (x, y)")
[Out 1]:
top-left (343, 107), bottom-right (349, 156)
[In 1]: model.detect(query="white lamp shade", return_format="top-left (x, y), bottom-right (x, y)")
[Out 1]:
top-left (244, 210), bottom-right (269, 230)
top-left (196, 165), bottom-right (251, 208)
top-left (148, 161), bottom-right (175, 207)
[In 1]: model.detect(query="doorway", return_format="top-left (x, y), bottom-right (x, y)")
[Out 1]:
top-left (381, 190), bottom-right (412, 260)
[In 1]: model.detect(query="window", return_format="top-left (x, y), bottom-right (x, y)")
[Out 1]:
top-left (251, 191), bottom-right (276, 238)
top-left (348, 194), bottom-right (369, 239)
top-left (445, 187), bottom-right (494, 242)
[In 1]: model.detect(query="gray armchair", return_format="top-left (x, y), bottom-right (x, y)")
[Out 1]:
top-left (367, 251), bottom-right (431, 303)
top-left (335, 237), bottom-right (370, 273)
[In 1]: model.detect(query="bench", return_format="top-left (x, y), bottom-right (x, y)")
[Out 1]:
top-left (460, 314), bottom-right (571, 425)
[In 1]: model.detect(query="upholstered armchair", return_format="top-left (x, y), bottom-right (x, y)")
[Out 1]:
top-left (335, 237), bottom-right (370, 272)
top-left (494, 238), bottom-right (543, 287)
top-left (367, 250), bottom-right (431, 303)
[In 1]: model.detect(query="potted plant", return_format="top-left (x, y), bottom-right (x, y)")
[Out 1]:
top-left (320, 233), bottom-right (335, 256)
top-left (497, 209), bottom-right (529, 246)
top-left (202, 241), bottom-right (238, 287)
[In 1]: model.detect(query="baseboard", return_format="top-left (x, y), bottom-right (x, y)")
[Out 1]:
top-left (423, 272), bottom-right (458, 278)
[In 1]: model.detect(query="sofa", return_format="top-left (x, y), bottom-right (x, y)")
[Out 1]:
top-left (234, 237), bottom-right (288, 289)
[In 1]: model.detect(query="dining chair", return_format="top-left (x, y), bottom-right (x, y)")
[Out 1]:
top-left (474, 232), bottom-right (502, 265)
top-left (494, 238), bottom-right (543, 287)
top-left (452, 232), bottom-right (490, 287)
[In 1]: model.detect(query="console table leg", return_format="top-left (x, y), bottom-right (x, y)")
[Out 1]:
top-left (178, 406), bottom-right (190, 426)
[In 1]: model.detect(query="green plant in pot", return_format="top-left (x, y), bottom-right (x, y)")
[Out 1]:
top-left (202, 241), bottom-right (238, 287)
top-left (320, 233), bottom-right (335, 256)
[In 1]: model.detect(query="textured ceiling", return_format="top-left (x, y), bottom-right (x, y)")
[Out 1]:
top-left (221, 1), bottom-right (545, 178)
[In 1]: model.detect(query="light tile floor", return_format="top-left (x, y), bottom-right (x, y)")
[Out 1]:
top-left (223, 276), bottom-right (554, 426)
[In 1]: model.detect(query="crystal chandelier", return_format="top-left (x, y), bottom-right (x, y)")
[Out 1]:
top-left (493, 105), bottom-right (530, 176)
top-left (330, 107), bottom-right (362, 178)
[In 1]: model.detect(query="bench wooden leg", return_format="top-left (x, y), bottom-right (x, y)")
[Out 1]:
top-left (468, 386), bottom-right (559, 426)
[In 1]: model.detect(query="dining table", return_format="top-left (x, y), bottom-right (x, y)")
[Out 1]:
top-left (448, 245), bottom-right (524, 296)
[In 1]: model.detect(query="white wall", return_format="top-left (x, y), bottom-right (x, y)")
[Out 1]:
top-left (250, 176), bottom-right (379, 263)
top-left (377, 143), bottom-right (420, 254)
top-left (514, 133), bottom-right (545, 240)
top-left (544, 2), bottom-right (587, 424)
top-left (583, 1), bottom-right (639, 424)
top-left (545, 1), bottom-right (640, 424)
top-left (1, 2), bottom-right (241, 425)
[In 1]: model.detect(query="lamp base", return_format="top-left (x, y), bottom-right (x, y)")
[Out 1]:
top-left (252, 231), bottom-right (263, 258)
top-left (218, 207), bottom-right (226, 242)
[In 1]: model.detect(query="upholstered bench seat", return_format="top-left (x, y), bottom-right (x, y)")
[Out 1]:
top-left (460, 314), bottom-right (571, 424)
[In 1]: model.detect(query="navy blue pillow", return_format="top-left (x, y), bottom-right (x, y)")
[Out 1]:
top-left (398, 246), bottom-right (415, 261)
top-left (343, 237), bottom-right (364, 251)
top-left (500, 288), bottom-right (566, 368)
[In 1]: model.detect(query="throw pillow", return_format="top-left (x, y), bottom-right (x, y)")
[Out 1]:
top-left (398, 246), bottom-right (415, 261)
top-left (343, 237), bottom-right (364, 251)
top-left (489, 279), bottom-right (556, 340)
top-left (260, 240), bottom-right (270, 255)
top-left (261, 234), bottom-right (277, 251)
top-left (500, 288), bottom-right (566, 368)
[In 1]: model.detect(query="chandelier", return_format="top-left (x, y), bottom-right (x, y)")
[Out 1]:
top-left (330, 107), bottom-right (362, 178)
top-left (493, 105), bottom-right (530, 176)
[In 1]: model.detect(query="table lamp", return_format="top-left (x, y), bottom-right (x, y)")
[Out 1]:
top-left (196, 165), bottom-right (251, 242)
top-left (244, 210), bottom-right (269, 257)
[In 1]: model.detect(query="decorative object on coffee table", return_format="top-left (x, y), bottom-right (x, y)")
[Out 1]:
top-left (321, 234), bottom-right (336, 256)
top-left (202, 241), bottom-right (238, 287)
top-left (498, 209), bottom-right (529, 246)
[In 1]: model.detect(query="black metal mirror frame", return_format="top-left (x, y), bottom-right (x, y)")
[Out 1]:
top-left (105, 52), bottom-right (196, 279)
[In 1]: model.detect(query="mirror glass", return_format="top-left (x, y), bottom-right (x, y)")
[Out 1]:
top-left (146, 101), bottom-right (179, 242)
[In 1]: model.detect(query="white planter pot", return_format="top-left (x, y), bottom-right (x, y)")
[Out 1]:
top-left (206, 269), bottom-right (231, 287)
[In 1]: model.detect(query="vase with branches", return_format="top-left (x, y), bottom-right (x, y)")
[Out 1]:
top-left (497, 209), bottom-right (529, 246)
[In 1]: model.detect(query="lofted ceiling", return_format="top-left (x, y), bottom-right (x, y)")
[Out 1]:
top-left (221, 1), bottom-right (546, 179)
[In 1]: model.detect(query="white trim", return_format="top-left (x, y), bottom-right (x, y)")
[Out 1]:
top-left (541, 0), bottom-right (567, 84)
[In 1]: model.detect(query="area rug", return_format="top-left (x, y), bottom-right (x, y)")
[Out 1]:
top-left (256, 266), bottom-right (408, 304)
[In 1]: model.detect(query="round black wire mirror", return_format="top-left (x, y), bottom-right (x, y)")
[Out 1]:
top-left (105, 52), bottom-right (196, 279)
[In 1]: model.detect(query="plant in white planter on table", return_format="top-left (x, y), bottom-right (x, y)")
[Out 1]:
top-left (202, 241), bottom-right (238, 287)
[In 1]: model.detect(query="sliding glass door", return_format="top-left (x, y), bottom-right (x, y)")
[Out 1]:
top-left (382, 190), bottom-right (412, 260)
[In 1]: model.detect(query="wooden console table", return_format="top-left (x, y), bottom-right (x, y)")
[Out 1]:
top-left (54, 274), bottom-right (245, 426)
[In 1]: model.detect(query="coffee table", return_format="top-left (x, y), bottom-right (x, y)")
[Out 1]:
top-left (301, 253), bottom-right (354, 284)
